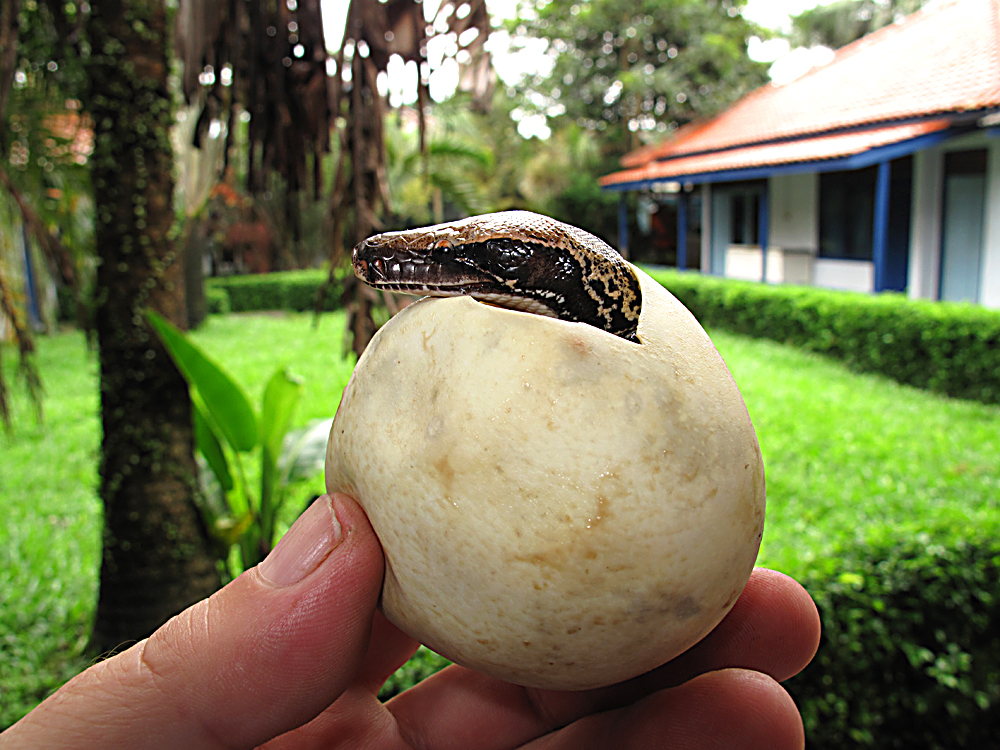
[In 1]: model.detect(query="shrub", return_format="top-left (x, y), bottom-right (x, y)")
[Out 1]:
top-left (206, 286), bottom-right (230, 315)
top-left (785, 534), bottom-right (1000, 749)
top-left (645, 270), bottom-right (1000, 405)
top-left (205, 269), bottom-right (342, 314)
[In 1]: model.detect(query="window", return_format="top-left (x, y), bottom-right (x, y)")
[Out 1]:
top-left (819, 166), bottom-right (876, 260)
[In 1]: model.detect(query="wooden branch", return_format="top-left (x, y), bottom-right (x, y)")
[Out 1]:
top-left (0, 264), bottom-right (44, 430)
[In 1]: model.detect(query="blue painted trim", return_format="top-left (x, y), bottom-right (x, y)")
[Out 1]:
top-left (872, 160), bottom-right (891, 293)
top-left (676, 192), bottom-right (688, 270)
top-left (21, 224), bottom-right (42, 329)
top-left (601, 127), bottom-right (957, 192)
top-left (617, 193), bottom-right (629, 258)
top-left (758, 186), bottom-right (769, 283)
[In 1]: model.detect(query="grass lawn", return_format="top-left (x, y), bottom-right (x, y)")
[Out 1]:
top-left (2, 311), bottom-right (999, 729)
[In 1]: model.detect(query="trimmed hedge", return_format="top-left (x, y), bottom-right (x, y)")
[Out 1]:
top-left (786, 534), bottom-right (1000, 749)
top-left (205, 269), bottom-right (342, 314)
top-left (206, 286), bottom-right (230, 315)
top-left (644, 269), bottom-right (1000, 405)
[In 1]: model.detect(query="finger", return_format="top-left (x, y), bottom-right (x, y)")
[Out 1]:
top-left (387, 567), bottom-right (817, 750)
top-left (4, 494), bottom-right (384, 750)
top-left (652, 568), bottom-right (821, 686)
top-left (351, 610), bottom-right (422, 694)
top-left (523, 669), bottom-right (804, 750)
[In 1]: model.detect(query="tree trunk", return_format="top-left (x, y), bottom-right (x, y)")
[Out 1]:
top-left (88, 0), bottom-right (221, 656)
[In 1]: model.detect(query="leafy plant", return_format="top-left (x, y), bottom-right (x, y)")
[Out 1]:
top-left (784, 534), bottom-right (1000, 749)
top-left (146, 310), bottom-right (330, 572)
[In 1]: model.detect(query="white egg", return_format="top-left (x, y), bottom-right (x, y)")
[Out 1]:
top-left (326, 267), bottom-right (765, 690)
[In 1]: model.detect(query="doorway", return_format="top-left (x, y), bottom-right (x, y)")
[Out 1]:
top-left (940, 149), bottom-right (987, 303)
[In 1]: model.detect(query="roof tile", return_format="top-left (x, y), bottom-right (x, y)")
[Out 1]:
top-left (619, 0), bottom-right (1000, 169)
top-left (601, 119), bottom-right (950, 186)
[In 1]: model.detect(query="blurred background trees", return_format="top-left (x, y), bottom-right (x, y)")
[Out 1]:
top-left (0, 0), bottom-right (91, 427)
top-left (789, 0), bottom-right (926, 49)
top-left (508, 0), bottom-right (768, 154)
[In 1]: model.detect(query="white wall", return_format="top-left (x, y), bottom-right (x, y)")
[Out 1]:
top-left (814, 259), bottom-right (874, 292)
top-left (725, 246), bottom-right (784, 283)
top-left (908, 147), bottom-right (944, 301)
top-left (769, 172), bottom-right (819, 251)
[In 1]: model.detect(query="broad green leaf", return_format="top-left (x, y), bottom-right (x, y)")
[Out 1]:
top-left (146, 310), bottom-right (258, 452)
top-left (261, 368), bottom-right (304, 463)
top-left (279, 417), bottom-right (334, 485)
top-left (194, 453), bottom-right (231, 519)
top-left (212, 511), bottom-right (255, 548)
top-left (193, 398), bottom-right (234, 493)
top-left (259, 368), bottom-right (303, 526)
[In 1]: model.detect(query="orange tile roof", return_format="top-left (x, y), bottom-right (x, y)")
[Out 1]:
top-left (602, 119), bottom-right (954, 185)
top-left (610, 0), bottom-right (1000, 179)
top-left (601, 119), bottom-right (951, 186)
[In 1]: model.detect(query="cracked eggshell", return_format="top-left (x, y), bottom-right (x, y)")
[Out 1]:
top-left (325, 267), bottom-right (765, 691)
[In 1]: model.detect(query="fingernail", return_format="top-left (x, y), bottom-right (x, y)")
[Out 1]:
top-left (258, 495), bottom-right (343, 587)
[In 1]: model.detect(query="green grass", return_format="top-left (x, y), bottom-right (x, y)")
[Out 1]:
top-left (0, 330), bottom-right (101, 730)
top-left (0, 311), bottom-right (353, 729)
top-left (2, 312), bottom-right (998, 729)
top-left (712, 332), bottom-right (1000, 575)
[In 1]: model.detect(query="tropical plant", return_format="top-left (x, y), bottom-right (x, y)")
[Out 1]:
top-left (147, 311), bottom-right (331, 574)
top-left (384, 104), bottom-right (495, 226)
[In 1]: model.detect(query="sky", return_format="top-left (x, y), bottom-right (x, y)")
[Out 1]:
top-left (321, 0), bottom-right (839, 136)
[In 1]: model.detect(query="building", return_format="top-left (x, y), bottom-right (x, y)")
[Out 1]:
top-left (600, 0), bottom-right (1000, 307)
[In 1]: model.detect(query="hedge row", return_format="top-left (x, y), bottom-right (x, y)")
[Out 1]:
top-left (205, 267), bottom-right (1000, 404)
top-left (644, 269), bottom-right (1000, 405)
top-left (205, 269), bottom-right (342, 314)
top-left (786, 534), bottom-right (1000, 749)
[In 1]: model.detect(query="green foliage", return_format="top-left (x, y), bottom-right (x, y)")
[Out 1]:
top-left (710, 328), bottom-right (1000, 749)
top-left (2, 313), bottom-right (354, 729)
top-left (645, 270), bottom-right (1000, 405)
top-left (378, 647), bottom-right (453, 701)
top-left (790, 0), bottom-right (927, 50)
top-left (147, 311), bottom-right (329, 572)
top-left (0, 330), bottom-right (98, 730)
top-left (509, 0), bottom-right (769, 146)
top-left (785, 534), bottom-right (1000, 749)
top-left (383, 102), bottom-right (497, 226)
top-left (206, 269), bottom-right (342, 314)
top-left (544, 168), bottom-right (622, 247)
top-left (206, 285), bottom-right (230, 315)
top-left (4, 0), bottom-right (91, 196)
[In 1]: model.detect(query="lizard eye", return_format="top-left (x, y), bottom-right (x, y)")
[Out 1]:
top-left (435, 239), bottom-right (456, 258)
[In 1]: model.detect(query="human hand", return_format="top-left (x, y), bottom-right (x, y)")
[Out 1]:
top-left (2, 493), bottom-right (820, 750)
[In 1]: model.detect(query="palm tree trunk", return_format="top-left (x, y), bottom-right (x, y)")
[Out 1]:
top-left (88, 0), bottom-right (221, 655)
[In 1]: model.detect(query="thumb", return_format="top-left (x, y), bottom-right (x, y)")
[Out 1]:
top-left (3, 494), bottom-right (384, 750)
